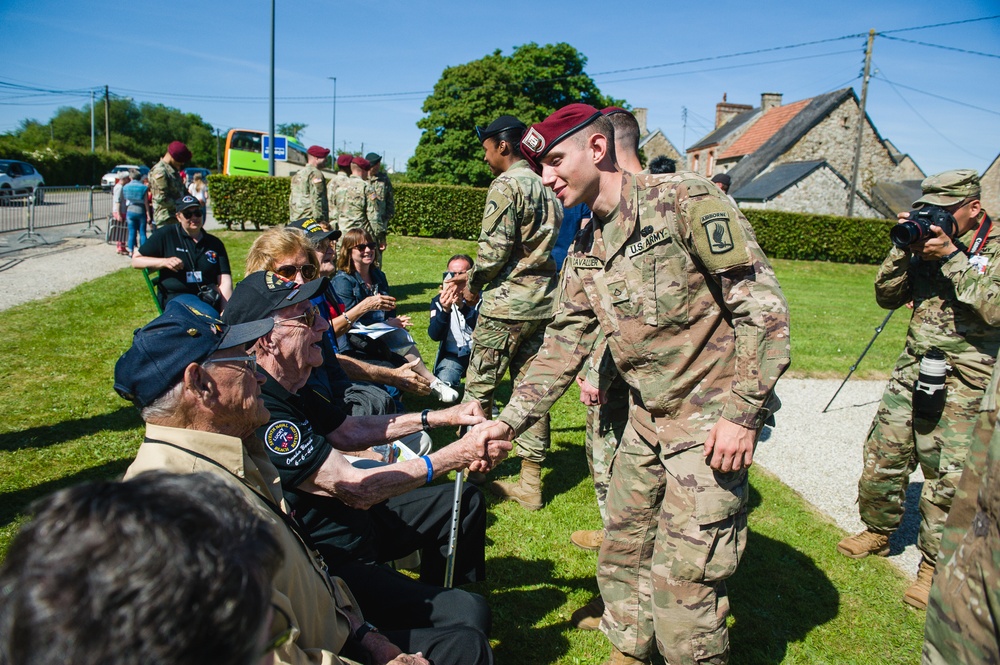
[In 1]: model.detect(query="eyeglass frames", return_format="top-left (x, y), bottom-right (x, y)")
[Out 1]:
top-left (202, 351), bottom-right (257, 373)
top-left (274, 263), bottom-right (319, 280)
top-left (275, 304), bottom-right (320, 328)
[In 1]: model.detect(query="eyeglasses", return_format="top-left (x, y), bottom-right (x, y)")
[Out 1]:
top-left (275, 304), bottom-right (319, 328)
top-left (181, 209), bottom-right (203, 218)
top-left (203, 351), bottom-right (257, 373)
top-left (263, 604), bottom-right (294, 655)
top-left (274, 263), bottom-right (319, 280)
top-left (351, 242), bottom-right (378, 252)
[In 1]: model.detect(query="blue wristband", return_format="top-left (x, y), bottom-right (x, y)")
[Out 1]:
top-left (421, 455), bottom-right (433, 484)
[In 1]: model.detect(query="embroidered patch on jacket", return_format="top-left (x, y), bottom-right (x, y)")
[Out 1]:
top-left (265, 421), bottom-right (301, 455)
top-left (689, 199), bottom-right (749, 272)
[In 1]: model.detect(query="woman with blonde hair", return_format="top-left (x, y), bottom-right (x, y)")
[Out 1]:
top-left (187, 172), bottom-right (209, 220)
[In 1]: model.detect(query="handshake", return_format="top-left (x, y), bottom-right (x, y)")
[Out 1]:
top-left (441, 403), bottom-right (516, 474)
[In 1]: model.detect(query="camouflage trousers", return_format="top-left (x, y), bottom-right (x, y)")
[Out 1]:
top-left (858, 353), bottom-right (984, 564)
top-left (599, 406), bottom-right (747, 664)
top-left (464, 315), bottom-right (550, 462)
top-left (586, 374), bottom-right (629, 524)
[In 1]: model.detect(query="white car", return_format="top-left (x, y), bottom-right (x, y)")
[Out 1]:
top-left (0, 159), bottom-right (45, 204)
top-left (101, 164), bottom-right (149, 189)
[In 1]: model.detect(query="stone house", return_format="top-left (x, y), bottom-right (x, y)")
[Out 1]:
top-left (631, 108), bottom-right (685, 169)
top-left (982, 153), bottom-right (1000, 217)
top-left (686, 89), bottom-right (924, 218)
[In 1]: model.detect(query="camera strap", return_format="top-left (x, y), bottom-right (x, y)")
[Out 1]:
top-left (967, 213), bottom-right (992, 256)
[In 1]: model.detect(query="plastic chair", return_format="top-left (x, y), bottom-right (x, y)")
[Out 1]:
top-left (142, 268), bottom-right (164, 314)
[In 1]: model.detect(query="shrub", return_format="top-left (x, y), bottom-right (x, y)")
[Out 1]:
top-left (390, 183), bottom-right (487, 239)
top-left (0, 142), bottom-right (135, 187)
top-left (208, 175), bottom-right (291, 230)
top-left (743, 209), bottom-right (894, 264)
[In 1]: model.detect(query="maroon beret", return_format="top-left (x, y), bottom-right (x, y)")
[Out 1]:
top-left (352, 156), bottom-right (371, 170)
top-left (521, 104), bottom-right (603, 163)
top-left (307, 145), bottom-right (330, 159)
top-left (336, 154), bottom-right (353, 168)
top-left (601, 106), bottom-right (630, 116)
top-left (167, 141), bottom-right (192, 163)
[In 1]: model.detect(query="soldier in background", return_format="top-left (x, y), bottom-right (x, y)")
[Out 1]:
top-left (445, 114), bottom-right (562, 511)
top-left (328, 153), bottom-right (353, 234)
top-left (468, 104), bottom-right (789, 665)
top-left (837, 169), bottom-right (1000, 610)
top-left (366, 152), bottom-right (394, 247)
top-left (288, 145), bottom-right (330, 225)
top-left (338, 156), bottom-right (376, 240)
top-left (149, 141), bottom-right (190, 227)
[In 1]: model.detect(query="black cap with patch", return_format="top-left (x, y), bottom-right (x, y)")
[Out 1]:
top-left (475, 115), bottom-right (526, 143)
top-left (288, 218), bottom-right (341, 242)
top-left (223, 270), bottom-right (329, 327)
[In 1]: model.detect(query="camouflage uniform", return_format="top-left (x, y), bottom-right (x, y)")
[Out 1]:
top-left (368, 170), bottom-right (394, 244)
top-left (923, 361), bottom-right (1000, 664)
top-left (288, 164), bottom-right (328, 224)
top-left (465, 159), bottom-right (562, 463)
top-left (336, 175), bottom-right (376, 239)
top-left (499, 172), bottom-right (790, 664)
top-left (857, 214), bottom-right (1000, 565)
top-left (327, 171), bottom-right (349, 233)
top-left (582, 336), bottom-right (628, 523)
top-left (148, 159), bottom-right (185, 226)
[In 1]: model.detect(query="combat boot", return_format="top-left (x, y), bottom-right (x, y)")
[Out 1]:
top-left (903, 558), bottom-right (935, 610)
top-left (488, 459), bottom-right (543, 510)
top-left (570, 595), bottom-right (604, 630)
top-left (601, 645), bottom-right (651, 665)
top-left (570, 529), bottom-right (604, 551)
top-left (836, 529), bottom-right (890, 559)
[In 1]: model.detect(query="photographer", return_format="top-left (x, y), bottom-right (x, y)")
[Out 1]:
top-left (838, 169), bottom-right (1000, 610)
top-left (428, 254), bottom-right (480, 390)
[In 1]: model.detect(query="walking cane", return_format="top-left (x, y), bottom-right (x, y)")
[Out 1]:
top-left (823, 309), bottom-right (896, 413)
top-left (443, 470), bottom-right (464, 589)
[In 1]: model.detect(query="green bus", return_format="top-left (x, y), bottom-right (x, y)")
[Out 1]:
top-left (222, 128), bottom-right (309, 177)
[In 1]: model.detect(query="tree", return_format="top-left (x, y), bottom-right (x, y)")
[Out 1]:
top-left (407, 42), bottom-right (624, 186)
top-left (276, 123), bottom-right (307, 141)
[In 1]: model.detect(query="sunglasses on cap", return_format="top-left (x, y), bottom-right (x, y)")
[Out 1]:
top-left (352, 242), bottom-right (378, 251)
top-left (274, 264), bottom-right (319, 280)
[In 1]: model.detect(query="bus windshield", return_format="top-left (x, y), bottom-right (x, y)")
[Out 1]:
top-left (223, 129), bottom-right (311, 177)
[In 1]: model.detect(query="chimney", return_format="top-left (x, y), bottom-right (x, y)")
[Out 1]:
top-left (761, 92), bottom-right (783, 113)
top-left (632, 107), bottom-right (649, 136)
top-left (715, 94), bottom-right (753, 129)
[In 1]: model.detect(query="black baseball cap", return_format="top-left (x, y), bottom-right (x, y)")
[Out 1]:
top-left (114, 296), bottom-right (274, 408)
top-left (288, 218), bottom-right (341, 242)
top-left (176, 195), bottom-right (201, 213)
top-left (223, 270), bottom-right (329, 327)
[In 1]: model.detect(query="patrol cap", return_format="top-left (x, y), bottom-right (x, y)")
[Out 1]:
top-left (223, 270), bottom-right (329, 328)
top-left (113, 296), bottom-right (274, 408)
top-left (288, 217), bottom-right (341, 242)
top-left (352, 156), bottom-right (371, 170)
top-left (475, 115), bottom-right (526, 143)
top-left (365, 152), bottom-right (382, 165)
top-left (175, 195), bottom-right (201, 213)
top-left (521, 104), bottom-right (604, 163)
top-left (307, 145), bottom-right (331, 159)
top-left (336, 154), bottom-right (353, 168)
top-left (913, 169), bottom-right (981, 208)
top-left (167, 141), bottom-right (192, 163)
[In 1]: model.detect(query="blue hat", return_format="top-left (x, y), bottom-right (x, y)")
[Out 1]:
top-left (114, 295), bottom-right (274, 408)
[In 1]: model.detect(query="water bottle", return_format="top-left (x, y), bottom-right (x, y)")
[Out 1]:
top-left (913, 348), bottom-right (948, 421)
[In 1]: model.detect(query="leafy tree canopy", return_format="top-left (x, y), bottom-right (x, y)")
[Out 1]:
top-left (276, 123), bottom-right (307, 141)
top-left (407, 42), bottom-right (625, 187)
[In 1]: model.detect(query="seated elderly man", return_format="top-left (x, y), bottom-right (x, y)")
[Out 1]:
top-left (0, 472), bottom-right (282, 665)
top-left (114, 295), bottom-right (498, 665)
top-left (224, 272), bottom-right (508, 642)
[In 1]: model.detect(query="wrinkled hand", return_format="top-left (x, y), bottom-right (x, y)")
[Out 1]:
top-left (389, 359), bottom-right (432, 395)
top-left (703, 418), bottom-right (756, 472)
top-left (386, 655), bottom-right (429, 665)
top-left (436, 400), bottom-right (486, 428)
top-left (391, 314), bottom-right (412, 329)
top-left (576, 376), bottom-right (607, 406)
top-left (465, 420), bottom-right (515, 473)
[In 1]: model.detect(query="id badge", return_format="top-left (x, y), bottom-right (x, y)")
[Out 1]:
top-left (186, 270), bottom-right (203, 284)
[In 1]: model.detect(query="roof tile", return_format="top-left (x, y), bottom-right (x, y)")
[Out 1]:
top-left (720, 98), bottom-right (812, 160)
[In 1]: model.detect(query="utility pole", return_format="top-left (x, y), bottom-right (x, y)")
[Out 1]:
top-left (681, 106), bottom-right (688, 160)
top-left (104, 85), bottom-right (110, 151)
top-left (328, 76), bottom-right (336, 154)
top-left (268, 0), bottom-right (275, 176)
top-left (847, 29), bottom-right (875, 218)
top-left (215, 128), bottom-right (222, 172)
top-left (90, 90), bottom-right (95, 153)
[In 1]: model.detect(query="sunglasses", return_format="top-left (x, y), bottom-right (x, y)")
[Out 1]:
top-left (275, 304), bottom-right (319, 328)
top-left (203, 351), bottom-right (257, 374)
top-left (351, 242), bottom-right (378, 252)
top-left (274, 264), bottom-right (318, 280)
top-left (181, 209), bottom-right (203, 218)
top-left (263, 604), bottom-right (294, 655)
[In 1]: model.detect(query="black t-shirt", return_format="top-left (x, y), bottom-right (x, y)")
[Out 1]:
top-left (138, 225), bottom-right (231, 302)
top-left (257, 371), bottom-right (379, 566)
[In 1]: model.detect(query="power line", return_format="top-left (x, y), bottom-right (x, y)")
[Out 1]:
top-left (879, 15), bottom-right (1000, 34)
top-left (878, 34), bottom-right (1000, 59)
top-left (870, 72), bottom-right (1000, 117)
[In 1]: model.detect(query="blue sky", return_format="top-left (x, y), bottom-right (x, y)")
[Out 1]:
top-left (1, 1), bottom-right (997, 177)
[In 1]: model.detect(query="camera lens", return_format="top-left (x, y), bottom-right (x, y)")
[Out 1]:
top-left (890, 221), bottom-right (922, 249)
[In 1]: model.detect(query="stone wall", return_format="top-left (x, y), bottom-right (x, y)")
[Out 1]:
top-left (738, 164), bottom-right (882, 218)
top-left (983, 155), bottom-right (1000, 217)
top-left (642, 131), bottom-right (686, 168)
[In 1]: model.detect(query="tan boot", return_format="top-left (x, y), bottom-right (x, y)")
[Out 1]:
top-left (570, 529), bottom-right (604, 551)
top-left (903, 559), bottom-right (935, 610)
top-left (570, 595), bottom-right (604, 630)
top-left (488, 459), bottom-right (543, 510)
top-left (837, 529), bottom-right (890, 559)
top-left (601, 645), bottom-right (651, 665)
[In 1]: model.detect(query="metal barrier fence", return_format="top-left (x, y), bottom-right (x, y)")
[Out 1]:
top-left (0, 186), bottom-right (111, 244)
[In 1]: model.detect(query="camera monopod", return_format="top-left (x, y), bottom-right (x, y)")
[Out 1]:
top-left (822, 309), bottom-right (896, 413)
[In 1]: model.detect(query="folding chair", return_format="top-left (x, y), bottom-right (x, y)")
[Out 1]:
top-left (142, 268), bottom-right (164, 314)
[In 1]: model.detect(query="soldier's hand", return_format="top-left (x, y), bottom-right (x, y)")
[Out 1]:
top-left (914, 225), bottom-right (958, 261)
top-left (389, 359), bottom-right (432, 395)
top-left (703, 418), bottom-right (756, 472)
top-left (576, 376), bottom-right (607, 406)
top-left (462, 420), bottom-right (514, 472)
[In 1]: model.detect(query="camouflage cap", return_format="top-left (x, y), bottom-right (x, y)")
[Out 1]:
top-left (914, 169), bottom-right (981, 208)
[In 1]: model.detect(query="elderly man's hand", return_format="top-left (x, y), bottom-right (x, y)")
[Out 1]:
top-left (464, 420), bottom-right (515, 473)
top-left (386, 655), bottom-right (429, 665)
top-left (576, 376), bottom-right (607, 406)
top-left (389, 360), bottom-right (432, 395)
top-left (432, 401), bottom-right (486, 428)
top-left (703, 418), bottom-right (757, 472)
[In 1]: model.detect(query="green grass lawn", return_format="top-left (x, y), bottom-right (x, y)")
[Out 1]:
top-left (0, 233), bottom-right (922, 664)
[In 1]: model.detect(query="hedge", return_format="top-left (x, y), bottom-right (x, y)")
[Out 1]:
top-left (205, 175), bottom-right (895, 264)
top-left (0, 145), bottom-right (136, 187)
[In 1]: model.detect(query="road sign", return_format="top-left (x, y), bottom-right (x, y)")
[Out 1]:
top-left (261, 135), bottom-right (288, 161)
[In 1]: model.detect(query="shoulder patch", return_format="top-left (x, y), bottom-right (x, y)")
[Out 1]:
top-left (265, 420), bottom-right (302, 455)
top-left (482, 185), bottom-right (513, 234)
top-left (689, 199), bottom-right (750, 272)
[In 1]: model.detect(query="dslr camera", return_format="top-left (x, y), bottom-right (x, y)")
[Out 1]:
top-left (890, 205), bottom-right (958, 249)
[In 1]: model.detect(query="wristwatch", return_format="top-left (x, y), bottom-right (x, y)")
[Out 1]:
top-left (352, 621), bottom-right (378, 643)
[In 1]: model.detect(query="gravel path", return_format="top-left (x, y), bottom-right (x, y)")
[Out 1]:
top-left (0, 220), bottom-right (922, 579)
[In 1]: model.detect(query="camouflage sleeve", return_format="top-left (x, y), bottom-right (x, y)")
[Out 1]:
top-left (384, 180), bottom-right (395, 222)
top-left (499, 260), bottom-right (601, 436)
top-left (311, 173), bottom-right (328, 222)
top-left (367, 184), bottom-right (387, 238)
top-left (940, 247), bottom-right (1000, 325)
top-left (582, 330), bottom-right (618, 390)
top-left (874, 246), bottom-right (913, 310)
top-left (149, 167), bottom-right (169, 209)
top-left (468, 179), bottom-right (517, 294)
